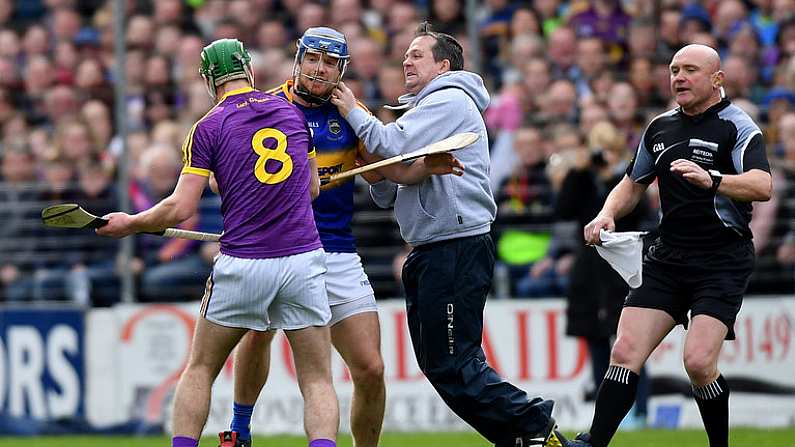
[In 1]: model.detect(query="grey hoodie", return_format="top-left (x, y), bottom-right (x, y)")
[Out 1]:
top-left (345, 70), bottom-right (497, 246)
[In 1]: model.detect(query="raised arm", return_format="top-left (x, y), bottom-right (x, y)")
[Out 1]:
top-left (332, 81), bottom-right (468, 159)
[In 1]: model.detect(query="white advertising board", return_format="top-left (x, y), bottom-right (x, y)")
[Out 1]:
top-left (84, 298), bottom-right (795, 434)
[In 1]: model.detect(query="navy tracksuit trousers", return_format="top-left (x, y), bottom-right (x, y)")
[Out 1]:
top-left (401, 233), bottom-right (554, 443)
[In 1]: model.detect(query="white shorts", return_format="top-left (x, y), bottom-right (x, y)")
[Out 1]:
top-left (325, 252), bottom-right (377, 326)
top-left (201, 249), bottom-right (330, 331)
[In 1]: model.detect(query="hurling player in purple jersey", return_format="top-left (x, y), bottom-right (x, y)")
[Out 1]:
top-left (97, 39), bottom-right (339, 447)
top-left (225, 27), bottom-right (465, 447)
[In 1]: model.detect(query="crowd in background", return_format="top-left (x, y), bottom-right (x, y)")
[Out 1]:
top-left (1, 0), bottom-right (795, 305)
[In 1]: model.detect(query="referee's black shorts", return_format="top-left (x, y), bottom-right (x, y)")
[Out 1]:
top-left (624, 237), bottom-right (755, 340)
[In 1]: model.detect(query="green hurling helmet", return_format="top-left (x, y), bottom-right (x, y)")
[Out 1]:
top-left (199, 38), bottom-right (254, 99)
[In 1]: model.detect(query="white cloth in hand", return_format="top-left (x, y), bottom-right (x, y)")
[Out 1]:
top-left (594, 229), bottom-right (647, 289)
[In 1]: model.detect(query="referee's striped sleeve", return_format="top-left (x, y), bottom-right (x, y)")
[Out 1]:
top-left (718, 104), bottom-right (769, 174)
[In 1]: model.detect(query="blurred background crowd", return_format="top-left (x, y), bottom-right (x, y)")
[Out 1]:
top-left (1, 0), bottom-right (794, 306)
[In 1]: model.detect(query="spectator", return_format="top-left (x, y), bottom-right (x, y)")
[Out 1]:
top-left (429, 0), bottom-right (466, 36)
top-left (0, 147), bottom-right (39, 301)
top-left (30, 153), bottom-right (83, 302)
top-left (130, 144), bottom-right (210, 302)
top-left (535, 0), bottom-right (564, 36)
top-left (627, 20), bottom-right (657, 60)
top-left (296, 2), bottom-right (328, 36)
top-left (752, 112), bottom-right (795, 292)
top-left (330, 0), bottom-right (363, 28)
top-left (493, 126), bottom-right (558, 297)
top-left (568, 0), bottom-right (631, 64)
top-left (126, 15), bottom-right (155, 51)
top-left (679, 3), bottom-right (713, 45)
top-left (658, 7), bottom-right (682, 59)
top-left (81, 99), bottom-right (114, 152)
top-left (62, 160), bottom-right (119, 307)
top-left (256, 20), bottom-right (289, 51)
top-left (606, 82), bottom-right (642, 152)
top-left (573, 37), bottom-right (608, 98)
top-left (548, 26), bottom-right (578, 79)
top-left (580, 102), bottom-right (610, 135)
top-left (628, 57), bottom-right (656, 108)
top-left (723, 55), bottom-right (766, 103)
top-left (540, 79), bottom-right (578, 124)
top-left (495, 126), bottom-right (554, 216)
top-left (714, 0), bottom-right (749, 47)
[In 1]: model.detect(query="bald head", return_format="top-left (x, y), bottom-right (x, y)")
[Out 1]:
top-left (674, 44), bottom-right (721, 72)
top-left (670, 44), bottom-right (725, 115)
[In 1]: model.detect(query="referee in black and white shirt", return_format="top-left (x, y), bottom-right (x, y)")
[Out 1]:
top-left (569, 45), bottom-right (772, 447)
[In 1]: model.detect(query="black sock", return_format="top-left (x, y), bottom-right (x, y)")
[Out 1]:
top-left (589, 365), bottom-right (639, 447)
top-left (693, 375), bottom-right (730, 447)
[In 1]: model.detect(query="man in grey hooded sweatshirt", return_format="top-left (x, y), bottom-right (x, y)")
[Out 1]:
top-left (331, 23), bottom-right (562, 447)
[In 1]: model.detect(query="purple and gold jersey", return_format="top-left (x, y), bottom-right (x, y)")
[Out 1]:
top-left (181, 86), bottom-right (321, 258)
top-left (268, 80), bottom-right (365, 253)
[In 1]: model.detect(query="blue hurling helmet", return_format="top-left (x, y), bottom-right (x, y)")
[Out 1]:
top-left (293, 27), bottom-right (350, 104)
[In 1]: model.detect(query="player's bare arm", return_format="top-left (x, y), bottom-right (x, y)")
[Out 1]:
top-left (308, 157), bottom-right (320, 199)
top-left (584, 175), bottom-right (648, 245)
top-left (209, 172), bottom-right (219, 194)
top-left (97, 173), bottom-right (207, 238)
top-left (670, 159), bottom-right (772, 201)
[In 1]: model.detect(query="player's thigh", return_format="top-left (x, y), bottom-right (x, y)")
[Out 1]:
top-left (683, 314), bottom-right (728, 371)
top-left (202, 254), bottom-right (282, 331)
top-left (285, 325), bottom-right (333, 383)
top-left (612, 307), bottom-right (676, 367)
top-left (330, 309), bottom-right (383, 376)
top-left (236, 329), bottom-right (277, 364)
top-left (269, 248), bottom-right (331, 330)
top-left (188, 317), bottom-right (247, 374)
top-left (239, 329), bottom-right (277, 350)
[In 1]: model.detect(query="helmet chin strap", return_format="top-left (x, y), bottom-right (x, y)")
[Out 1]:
top-left (294, 75), bottom-right (337, 105)
top-left (203, 74), bottom-right (217, 100)
top-left (292, 51), bottom-right (344, 105)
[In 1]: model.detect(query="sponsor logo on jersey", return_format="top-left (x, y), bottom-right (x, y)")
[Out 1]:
top-left (652, 142), bottom-right (665, 153)
top-left (318, 162), bottom-right (345, 177)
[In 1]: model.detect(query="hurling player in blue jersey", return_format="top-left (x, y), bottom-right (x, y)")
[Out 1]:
top-left (222, 27), bottom-right (464, 447)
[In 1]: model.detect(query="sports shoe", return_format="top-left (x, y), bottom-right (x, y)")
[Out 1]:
top-left (494, 417), bottom-right (557, 447)
top-left (218, 431), bottom-right (252, 447)
top-left (564, 432), bottom-right (592, 447)
top-left (546, 429), bottom-right (569, 447)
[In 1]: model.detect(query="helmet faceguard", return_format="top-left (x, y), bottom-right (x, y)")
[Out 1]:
top-left (199, 38), bottom-right (254, 100)
top-left (293, 27), bottom-right (350, 105)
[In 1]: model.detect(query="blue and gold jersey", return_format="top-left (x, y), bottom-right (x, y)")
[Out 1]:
top-left (268, 80), bottom-right (364, 253)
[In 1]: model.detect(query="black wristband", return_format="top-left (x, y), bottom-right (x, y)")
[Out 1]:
top-left (709, 170), bottom-right (722, 193)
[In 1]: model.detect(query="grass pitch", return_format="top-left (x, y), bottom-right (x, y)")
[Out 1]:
top-left (3, 428), bottom-right (794, 447)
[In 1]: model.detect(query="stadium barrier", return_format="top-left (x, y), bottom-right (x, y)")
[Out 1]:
top-left (1, 298), bottom-right (793, 435)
